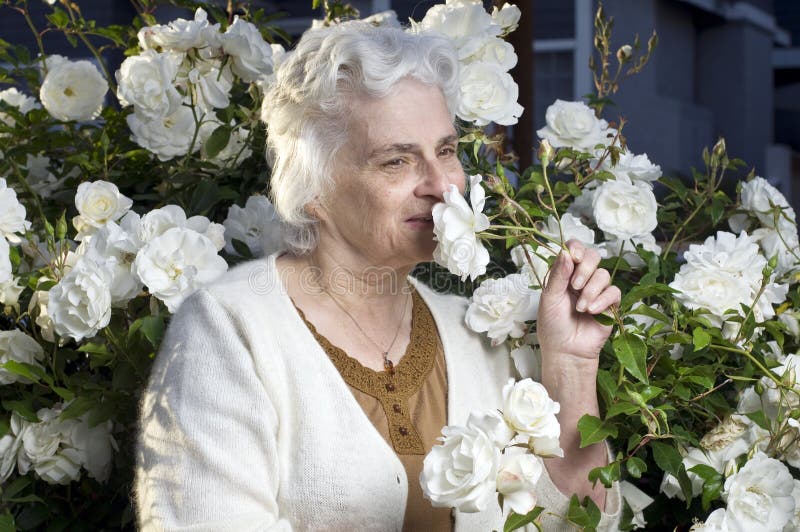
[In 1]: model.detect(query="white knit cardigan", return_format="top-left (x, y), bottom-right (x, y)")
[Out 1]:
top-left (135, 253), bottom-right (621, 531)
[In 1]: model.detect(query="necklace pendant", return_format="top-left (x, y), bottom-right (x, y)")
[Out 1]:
top-left (383, 357), bottom-right (395, 375)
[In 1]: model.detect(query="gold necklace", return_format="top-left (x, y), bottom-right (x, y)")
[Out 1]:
top-left (320, 285), bottom-right (410, 376)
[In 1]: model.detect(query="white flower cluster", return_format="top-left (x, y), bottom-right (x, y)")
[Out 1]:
top-left (536, 100), bottom-right (662, 269)
top-left (223, 195), bottom-right (285, 257)
top-left (0, 178), bottom-right (31, 291)
top-left (116, 8), bottom-right (283, 162)
top-left (0, 87), bottom-right (40, 133)
top-left (669, 231), bottom-right (788, 340)
top-left (420, 378), bottom-right (560, 516)
top-left (730, 177), bottom-right (800, 279)
top-left (0, 405), bottom-right (114, 485)
top-left (432, 174), bottom-right (490, 281)
top-left (415, 1), bottom-right (523, 126)
top-left (42, 180), bottom-right (229, 342)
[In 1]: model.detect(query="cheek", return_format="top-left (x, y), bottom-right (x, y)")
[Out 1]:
top-left (450, 165), bottom-right (467, 194)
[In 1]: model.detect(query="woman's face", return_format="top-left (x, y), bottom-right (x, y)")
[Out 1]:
top-left (316, 77), bottom-right (466, 269)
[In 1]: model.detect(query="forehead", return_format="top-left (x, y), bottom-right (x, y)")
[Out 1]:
top-left (346, 78), bottom-right (456, 150)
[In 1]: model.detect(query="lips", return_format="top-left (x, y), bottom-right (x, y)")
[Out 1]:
top-left (406, 213), bottom-right (433, 222)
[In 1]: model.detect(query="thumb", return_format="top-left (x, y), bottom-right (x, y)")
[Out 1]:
top-left (543, 250), bottom-right (574, 297)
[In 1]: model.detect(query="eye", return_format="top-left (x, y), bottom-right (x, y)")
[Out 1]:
top-left (383, 158), bottom-right (407, 169)
top-left (438, 146), bottom-right (456, 157)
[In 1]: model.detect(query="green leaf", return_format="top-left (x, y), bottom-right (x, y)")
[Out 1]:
top-left (140, 315), bottom-right (165, 348)
top-left (59, 396), bottom-right (96, 422)
top-left (612, 332), bottom-right (649, 383)
top-left (1, 476), bottom-right (30, 502)
top-left (0, 416), bottom-right (8, 438)
top-left (596, 369), bottom-right (617, 406)
top-left (577, 414), bottom-right (618, 447)
top-left (745, 410), bottom-right (770, 431)
top-left (605, 401), bottom-right (639, 419)
top-left (692, 327), bottom-right (711, 351)
top-left (650, 441), bottom-right (682, 476)
top-left (0, 361), bottom-right (41, 383)
top-left (588, 460), bottom-right (620, 488)
top-left (626, 456), bottom-right (647, 478)
top-left (504, 507), bottom-right (544, 532)
top-left (203, 124), bottom-right (232, 160)
top-left (52, 386), bottom-right (75, 402)
top-left (620, 283), bottom-right (675, 311)
top-left (566, 495), bottom-right (600, 531)
top-left (2, 399), bottom-right (39, 422)
top-left (0, 513), bottom-right (14, 532)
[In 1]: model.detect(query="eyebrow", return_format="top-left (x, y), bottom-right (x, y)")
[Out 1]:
top-left (368, 134), bottom-right (459, 159)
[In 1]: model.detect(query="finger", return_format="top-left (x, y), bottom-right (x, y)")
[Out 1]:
top-left (569, 246), bottom-right (601, 290)
top-left (543, 249), bottom-right (574, 296)
top-left (564, 239), bottom-right (586, 262)
top-left (586, 285), bottom-right (621, 315)
top-left (575, 268), bottom-right (610, 312)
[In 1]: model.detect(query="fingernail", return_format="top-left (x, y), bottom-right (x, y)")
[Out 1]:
top-left (572, 275), bottom-right (585, 289)
top-left (572, 248), bottom-right (583, 261)
top-left (588, 301), bottom-right (601, 312)
top-left (576, 299), bottom-right (587, 312)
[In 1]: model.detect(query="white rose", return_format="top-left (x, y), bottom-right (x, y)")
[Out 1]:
top-left (470, 38), bottom-right (517, 71)
top-left (223, 195), bottom-right (284, 257)
top-left (132, 227), bottom-right (228, 312)
top-left (660, 446), bottom-right (719, 500)
top-left (81, 222), bottom-right (143, 306)
top-left (683, 231), bottom-right (766, 286)
top-left (12, 409), bottom-right (61, 475)
top-left (784, 479), bottom-right (800, 532)
top-left (115, 50), bottom-right (184, 120)
top-left (592, 178), bottom-right (658, 240)
top-left (0, 238), bottom-right (10, 286)
top-left (465, 273), bottom-right (539, 345)
top-left (21, 153), bottom-right (64, 199)
top-left (501, 378), bottom-right (562, 457)
top-left (137, 8), bottom-right (220, 53)
top-left (432, 175), bottom-right (490, 281)
top-left (34, 449), bottom-right (82, 485)
top-left (65, 415), bottom-right (114, 482)
top-left (566, 187), bottom-right (597, 225)
top-left (0, 178), bottom-right (31, 244)
top-left (669, 266), bottom-right (752, 324)
top-left (29, 290), bottom-right (56, 343)
top-left (466, 410), bottom-right (514, 448)
top-left (0, 433), bottom-right (19, 483)
top-left (510, 342), bottom-right (541, 381)
top-left (496, 450), bottom-right (543, 515)
top-left (127, 106), bottom-right (199, 161)
top-left (457, 61), bottom-right (523, 126)
top-left (491, 3), bottom-right (521, 33)
top-left (39, 60), bottom-right (107, 121)
top-left (72, 181), bottom-right (134, 237)
top-left (539, 212), bottom-right (595, 249)
top-left (741, 176), bottom-right (796, 228)
top-left (0, 276), bottom-right (24, 311)
top-left (509, 244), bottom-right (550, 286)
top-left (753, 226), bottom-right (800, 278)
top-left (537, 99), bottom-right (612, 151)
top-left (220, 17), bottom-right (274, 83)
top-left (779, 309), bottom-right (800, 340)
top-left (0, 330), bottom-right (45, 385)
top-left (699, 415), bottom-right (751, 467)
top-left (185, 216), bottom-right (225, 251)
top-left (723, 451), bottom-right (795, 532)
top-left (599, 150), bottom-right (662, 183)
top-left (420, 423), bottom-right (500, 512)
top-left (0, 87), bottom-right (40, 130)
top-left (48, 256), bottom-right (113, 342)
top-left (417, 1), bottom-right (501, 60)
top-left (691, 508), bottom-right (729, 531)
top-left (620, 480), bottom-right (654, 530)
top-left (137, 205), bottom-right (185, 243)
top-left (179, 59), bottom-right (233, 112)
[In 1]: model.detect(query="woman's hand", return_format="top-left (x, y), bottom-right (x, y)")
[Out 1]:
top-left (536, 240), bottom-right (621, 363)
top-left (535, 239), bottom-right (621, 510)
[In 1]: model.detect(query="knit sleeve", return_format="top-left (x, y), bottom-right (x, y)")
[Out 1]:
top-left (134, 289), bottom-right (291, 532)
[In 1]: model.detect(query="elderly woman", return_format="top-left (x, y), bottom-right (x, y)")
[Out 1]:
top-left (135, 21), bottom-right (621, 532)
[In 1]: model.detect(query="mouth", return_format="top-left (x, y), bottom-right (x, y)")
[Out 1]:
top-left (405, 214), bottom-right (434, 229)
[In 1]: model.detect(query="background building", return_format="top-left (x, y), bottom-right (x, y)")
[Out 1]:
top-left (2, 0), bottom-right (799, 207)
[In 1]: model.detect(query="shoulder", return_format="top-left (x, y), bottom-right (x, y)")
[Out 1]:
top-left (182, 252), bottom-right (284, 312)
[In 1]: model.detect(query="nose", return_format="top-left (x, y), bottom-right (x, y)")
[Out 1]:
top-left (416, 159), bottom-right (464, 202)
